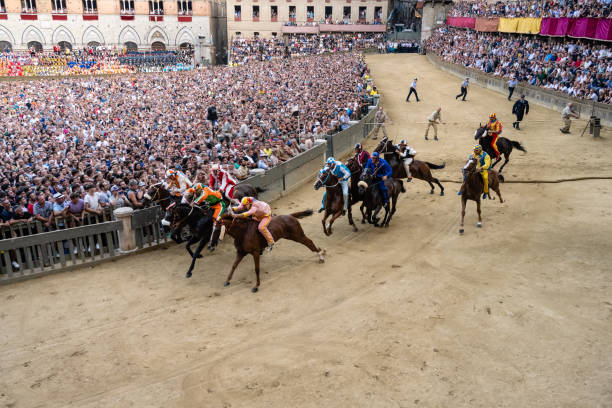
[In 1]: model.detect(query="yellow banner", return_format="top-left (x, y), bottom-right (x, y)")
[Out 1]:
top-left (498, 17), bottom-right (519, 32)
top-left (516, 17), bottom-right (542, 34)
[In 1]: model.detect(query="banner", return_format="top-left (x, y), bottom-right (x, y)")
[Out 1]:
top-left (595, 19), bottom-right (612, 41)
top-left (475, 17), bottom-right (499, 32)
top-left (446, 17), bottom-right (476, 28)
top-left (516, 17), bottom-right (542, 34)
top-left (570, 17), bottom-right (599, 39)
top-left (540, 17), bottom-right (573, 36)
top-left (498, 17), bottom-right (519, 33)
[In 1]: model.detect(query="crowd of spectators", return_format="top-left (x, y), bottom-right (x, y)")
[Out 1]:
top-left (0, 52), bottom-right (376, 240)
top-left (426, 27), bottom-right (612, 103)
top-left (229, 34), bottom-right (385, 64)
top-left (449, 0), bottom-right (611, 18)
top-left (0, 46), bottom-right (194, 77)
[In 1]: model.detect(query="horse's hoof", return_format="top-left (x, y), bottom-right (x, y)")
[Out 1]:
top-left (186, 271), bottom-right (192, 278)
top-left (459, 228), bottom-right (464, 234)
top-left (440, 192), bottom-right (445, 196)
top-left (430, 191), bottom-right (434, 195)
top-left (197, 254), bottom-right (204, 258)
top-left (318, 258), bottom-right (325, 264)
top-left (223, 281), bottom-right (230, 287)
top-left (477, 222), bottom-right (482, 228)
top-left (251, 287), bottom-right (259, 293)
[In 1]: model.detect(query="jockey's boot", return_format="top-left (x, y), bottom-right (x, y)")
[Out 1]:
top-left (457, 191), bottom-right (462, 195)
top-left (318, 207), bottom-right (325, 214)
top-left (483, 193), bottom-right (488, 199)
top-left (266, 242), bottom-right (275, 252)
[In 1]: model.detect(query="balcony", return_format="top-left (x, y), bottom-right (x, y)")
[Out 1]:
top-left (271, 16), bottom-right (277, 22)
top-left (149, 14), bottom-right (163, 21)
top-left (253, 16), bottom-right (259, 22)
top-left (120, 10), bottom-right (135, 20)
top-left (82, 10), bottom-right (98, 20)
top-left (52, 10), bottom-right (67, 20)
top-left (289, 16), bottom-right (295, 22)
top-left (306, 17), bottom-right (314, 22)
top-left (234, 15), bottom-right (241, 21)
top-left (178, 15), bottom-right (192, 22)
top-left (20, 11), bottom-right (37, 20)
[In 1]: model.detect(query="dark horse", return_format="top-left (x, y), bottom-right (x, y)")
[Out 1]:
top-left (345, 157), bottom-right (367, 224)
top-left (474, 125), bottom-right (527, 173)
top-left (358, 171), bottom-right (404, 227)
top-left (459, 157), bottom-right (504, 234)
top-left (143, 183), bottom-right (180, 209)
top-left (374, 137), bottom-right (446, 196)
top-left (164, 203), bottom-right (214, 278)
top-left (314, 168), bottom-right (358, 235)
top-left (220, 210), bottom-right (325, 292)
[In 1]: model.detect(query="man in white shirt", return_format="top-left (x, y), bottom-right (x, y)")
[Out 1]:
top-left (405, 78), bottom-right (420, 102)
top-left (84, 184), bottom-right (102, 215)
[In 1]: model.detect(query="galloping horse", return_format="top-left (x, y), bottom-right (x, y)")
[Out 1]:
top-left (358, 171), bottom-right (404, 227)
top-left (459, 157), bottom-right (504, 234)
top-left (314, 168), bottom-right (358, 235)
top-left (164, 203), bottom-right (214, 278)
top-left (143, 183), bottom-right (180, 209)
top-left (474, 125), bottom-right (527, 173)
top-left (374, 137), bottom-right (446, 196)
top-left (220, 210), bottom-right (325, 292)
top-left (345, 157), bottom-right (367, 224)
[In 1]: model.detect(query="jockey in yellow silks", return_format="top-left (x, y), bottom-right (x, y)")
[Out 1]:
top-left (486, 113), bottom-right (502, 160)
top-left (470, 144), bottom-right (491, 199)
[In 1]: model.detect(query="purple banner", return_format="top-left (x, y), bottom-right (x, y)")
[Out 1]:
top-left (595, 19), bottom-right (612, 41)
top-left (569, 17), bottom-right (599, 39)
top-left (446, 17), bottom-right (476, 28)
top-left (540, 17), bottom-right (573, 36)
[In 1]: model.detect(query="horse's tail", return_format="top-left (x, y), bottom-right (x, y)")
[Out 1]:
top-left (398, 179), bottom-right (405, 193)
top-left (511, 140), bottom-right (527, 152)
top-left (498, 174), bottom-right (505, 183)
top-left (290, 209), bottom-right (314, 219)
top-left (425, 161), bottom-right (446, 170)
top-left (255, 186), bottom-right (267, 193)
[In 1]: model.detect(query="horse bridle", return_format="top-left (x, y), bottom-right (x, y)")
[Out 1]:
top-left (318, 171), bottom-right (340, 189)
top-left (145, 183), bottom-right (164, 204)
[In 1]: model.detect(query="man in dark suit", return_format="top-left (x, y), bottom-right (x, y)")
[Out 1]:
top-left (512, 95), bottom-right (529, 130)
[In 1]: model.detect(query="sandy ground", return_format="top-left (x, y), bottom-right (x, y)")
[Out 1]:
top-left (1, 55), bottom-right (611, 408)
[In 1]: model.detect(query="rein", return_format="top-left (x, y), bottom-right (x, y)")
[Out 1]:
top-left (318, 172), bottom-right (340, 189)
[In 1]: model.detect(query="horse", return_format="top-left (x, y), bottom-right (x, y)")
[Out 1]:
top-left (143, 183), bottom-right (180, 209)
top-left (345, 157), bottom-right (367, 224)
top-left (374, 137), bottom-right (446, 196)
top-left (163, 202), bottom-right (215, 278)
top-left (474, 125), bottom-right (527, 174)
top-left (219, 209), bottom-right (325, 293)
top-left (357, 170), bottom-right (404, 227)
top-left (314, 168), bottom-right (357, 235)
top-left (459, 157), bottom-right (504, 234)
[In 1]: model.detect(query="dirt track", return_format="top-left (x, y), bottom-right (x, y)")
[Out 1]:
top-left (1, 55), bottom-right (611, 408)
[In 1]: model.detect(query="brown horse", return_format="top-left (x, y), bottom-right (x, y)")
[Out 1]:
top-left (314, 168), bottom-right (357, 235)
top-left (345, 157), bottom-right (367, 224)
top-left (374, 137), bottom-right (446, 195)
top-left (459, 158), bottom-right (504, 234)
top-left (219, 210), bottom-right (325, 292)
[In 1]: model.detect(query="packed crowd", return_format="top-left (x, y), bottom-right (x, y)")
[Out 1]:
top-left (426, 27), bottom-right (612, 103)
top-left (0, 52), bottom-right (376, 235)
top-left (449, 0), bottom-right (611, 18)
top-left (229, 34), bottom-right (385, 64)
top-left (0, 47), bottom-right (194, 77)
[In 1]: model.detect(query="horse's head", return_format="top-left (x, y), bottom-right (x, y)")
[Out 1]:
top-left (374, 136), bottom-right (390, 154)
top-left (358, 169), bottom-right (373, 195)
top-left (474, 124), bottom-right (487, 140)
top-left (143, 183), bottom-right (168, 205)
top-left (314, 167), bottom-right (335, 190)
top-left (345, 157), bottom-right (361, 174)
top-left (464, 157), bottom-right (479, 175)
top-left (163, 202), bottom-right (193, 231)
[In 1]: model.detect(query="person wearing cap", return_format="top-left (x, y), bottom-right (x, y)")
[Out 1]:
top-left (406, 78), bottom-right (419, 102)
top-left (560, 102), bottom-right (579, 134)
top-left (512, 95), bottom-right (529, 130)
top-left (459, 144), bottom-right (491, 199)
top-left (231, 196), bottom-right (275, 251)
top-left (456, 78), bottom-right (469, 101)
top-left (364, 151), bottom-right (393, 207)
top-left (109, 186), bottom-right (127, 208)
top-left (354, 143), bottom-right (370, 167)
top-left (126, 179), bottom-right (144, 208)
top-left (165, 168), bottom-right (193, 197)
top-left (373, 106), bottom-right (390, 139)
top-left (425, 107), bottom-right (443, 141)
top-left (319, 157), bottom-right (352, 215)
top-left (52, 192), bottom-right (69, 228)
top-left (485, 112), bottom-right (503, 160)
top-left (209, 163), bottom-right (239, 202)
top-left (395, 140), bottom-right (416, 181)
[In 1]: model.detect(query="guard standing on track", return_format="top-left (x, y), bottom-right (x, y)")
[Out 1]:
top-left (425, 107), bottom-right (443, 141)
top-left (512, 95), bottom-right (529, 130)
top-left (560, 102), bottom-right (580, 134)
top-left (406, 78), bottom-right (420, 102)
top-left (507, 77), bottom-right (518, 101)
top-left (373, 106), bottom-right (390, 139)
top-left (456, 77), bottom-right (469, 101)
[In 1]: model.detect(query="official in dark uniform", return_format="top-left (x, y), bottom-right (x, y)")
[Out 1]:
top-left (512, 95), bottom-right (529, 130)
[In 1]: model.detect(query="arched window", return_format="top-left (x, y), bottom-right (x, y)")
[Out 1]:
top-left (0, 41), bottom-right (12, 52)
top-left (58, 41), bottom-right (72, 51)
top-left (27, 41), bottom-right (42, 52)
top-left (87, 41), bottom-right (101, 48)
top-left (124, 41), bottom-right (138, 51)
top-left (151, 41), bottom-right (165, 51)
top-left (179, 42), bottom-right (193, 50)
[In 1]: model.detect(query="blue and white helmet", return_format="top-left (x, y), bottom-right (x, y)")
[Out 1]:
top-left (326, 157), bottom-right (336, 166)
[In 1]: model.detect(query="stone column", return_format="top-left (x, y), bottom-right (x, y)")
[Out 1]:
top-left (113, 207), bottom-right (136, 252)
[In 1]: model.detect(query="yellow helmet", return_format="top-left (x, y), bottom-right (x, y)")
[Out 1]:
top-left (474, 144), bottom-right (483, 153)
top-left (489, 113), bottom-right (496, 120)
top-left (241, 196), bottom-right (253, 206)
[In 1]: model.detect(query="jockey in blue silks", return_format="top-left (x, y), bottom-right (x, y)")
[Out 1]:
top-left (364, 151), bottom-right (393, 205)
top-left (318, 157), bottom-right (352, 214)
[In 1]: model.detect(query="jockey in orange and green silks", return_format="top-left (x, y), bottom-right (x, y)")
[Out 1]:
top-left (486, 112), bottom-right (503, 160)
top-left (470, 144), bottom-right (491, 198)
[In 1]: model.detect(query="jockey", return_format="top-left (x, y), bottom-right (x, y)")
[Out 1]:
top-left (232, 196), bottom-right (275, 251)
top-left (395, 139), bottom-right (416, 182)
top-left (354, 143), bottom-right (370, 167)
top-left (485, 112), bottom-right (503, 160)
top-left (165, 169), bottom-right (192, 197)
top-left (364, 151), bottom-right (393, 207)
top-left (460, 144), bottom-right (491, 199)
top-left (318, 157), bottom-right (352, 215)
top-left (209, 163), bottom-right (238, 203)
top-left (184, 183), bottom-right (226, 223)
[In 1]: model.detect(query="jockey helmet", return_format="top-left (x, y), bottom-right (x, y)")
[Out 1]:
top-left (399, 139), bottom-right (406, 145)
top-left (166, 169), bottom-right (177, 178)
top-left (194, 183), bottom-right (204, 191)
top-left (354, 143), bottom-right (362, 150)
top-left (211, 164), bottom-right (220, 171)
top-left (185, 187), bottom-right (195, 195)
top-left (489, 113), bottom-right (496, 120)
top-left (371, 151), bottom-right (380, 159)
top-left (473, 144), bottom-right (483, 153)
top-left (326, 157), bottom-right (336, 166)
top-left (241, 196), bottom-right (253, 207)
